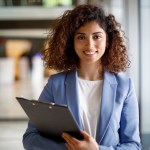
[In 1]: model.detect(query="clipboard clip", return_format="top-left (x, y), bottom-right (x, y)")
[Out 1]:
top-left (32, 103), bottom-right (36, 106)
top-left (48, 102), bottom-right (55, 109)
top-left (31, 99), bottom-right (55, 109)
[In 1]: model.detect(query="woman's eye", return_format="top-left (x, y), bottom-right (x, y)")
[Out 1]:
top-left (93, 35), bottom-right (102, 39)
top-left (77, 35), bottom-right (85, 40)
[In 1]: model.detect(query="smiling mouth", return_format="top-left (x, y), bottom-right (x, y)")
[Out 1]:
top-left (84, 51), bottom-right (97, 55)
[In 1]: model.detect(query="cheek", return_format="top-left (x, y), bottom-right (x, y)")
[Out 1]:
top-left (97, 42), bottom-right (107, 56)
top-left (74, 41), bottom-right (83, 52)
top-left (98, 38), bottom-right (107, 49)
top-left (102, 46), bottom-right (107, 55)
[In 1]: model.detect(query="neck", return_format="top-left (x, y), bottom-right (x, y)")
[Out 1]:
top-left (77, 64), bottom-right (104, 81)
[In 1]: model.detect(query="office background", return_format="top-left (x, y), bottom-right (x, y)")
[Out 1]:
top-left (0, 0), bottom-right (150, 149)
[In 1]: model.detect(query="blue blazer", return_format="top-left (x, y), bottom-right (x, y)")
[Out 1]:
top-left (23, 70), bottom-right (142, 150)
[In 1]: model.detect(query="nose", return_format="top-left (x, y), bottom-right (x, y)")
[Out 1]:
top-left (86, 37), bottom-right (94, 48)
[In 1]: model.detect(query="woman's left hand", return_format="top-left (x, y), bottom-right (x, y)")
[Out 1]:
top-left (62, 131), bottom-right (100, 150)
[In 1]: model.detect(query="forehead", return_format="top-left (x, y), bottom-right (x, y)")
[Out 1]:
top-left (75, 21), bottom-right (105, 34)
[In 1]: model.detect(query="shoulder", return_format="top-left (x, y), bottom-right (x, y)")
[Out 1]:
top-left (105, 71), bottom-right (134, 93)
top-left (105, 71), bottom-right (131, 84)
top-left (51, 71), bottom-right (67, 79)
top-left (105, 72), bottom-right (137, 103)
top-left (115, 72), bottom-right (131, 83)
top-left (115, 72), bottom-right (133, 89)
top-left (48, 69), bottom-right (76, 84)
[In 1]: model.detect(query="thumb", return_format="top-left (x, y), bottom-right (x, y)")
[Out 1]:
top-left (81, 131), bottom-right (91, 140)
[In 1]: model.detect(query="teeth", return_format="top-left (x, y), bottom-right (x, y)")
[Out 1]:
top-left (84, 51), bottom-right (95, 55)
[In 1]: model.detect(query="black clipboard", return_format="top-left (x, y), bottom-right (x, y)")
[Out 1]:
top-left (16, 97), bottom-right (84, 142)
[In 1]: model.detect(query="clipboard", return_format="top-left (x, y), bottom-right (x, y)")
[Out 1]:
top-left (16, 97), bottom-right (84, 142)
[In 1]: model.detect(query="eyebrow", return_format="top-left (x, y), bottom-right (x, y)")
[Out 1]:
top-left (75, 32), bottom-right (103, 36)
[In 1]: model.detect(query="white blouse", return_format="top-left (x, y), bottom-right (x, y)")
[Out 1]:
top-left (78, 78), bottom-right (103, 138)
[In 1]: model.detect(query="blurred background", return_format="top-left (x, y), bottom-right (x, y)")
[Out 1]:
top-left (0, 0), bottom-right (149, 149)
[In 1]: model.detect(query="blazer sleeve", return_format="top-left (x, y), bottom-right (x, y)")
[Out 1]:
top-left (99, 78), bottom-right (142, 150)
top-left (22, 76), bottom-right (67, 150)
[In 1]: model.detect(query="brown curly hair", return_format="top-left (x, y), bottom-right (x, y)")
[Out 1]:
top-left (42, 4), bottom-right (130, 73)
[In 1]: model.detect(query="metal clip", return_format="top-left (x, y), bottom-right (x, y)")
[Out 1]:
top-left (49, 105), bottom-right (52, 109)
top-left (32, 103), bottom-right (35, 106)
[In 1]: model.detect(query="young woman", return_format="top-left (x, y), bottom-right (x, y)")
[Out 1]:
top-left (23, 4), bottom-right (142, 150)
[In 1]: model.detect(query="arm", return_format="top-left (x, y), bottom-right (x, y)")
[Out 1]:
top-left (23, 121), bottom-right (67, 150)
top-left (23, 77), bottom-right (67, 150)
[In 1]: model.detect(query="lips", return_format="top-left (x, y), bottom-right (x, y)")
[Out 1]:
top-left (84, 51), bottom-right (97, 55)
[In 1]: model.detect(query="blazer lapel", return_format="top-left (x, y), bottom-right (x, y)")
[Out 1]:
top-left (65, 70), bottom-right (83, 130)
top-left (96, 71), bottom-right (118, 144)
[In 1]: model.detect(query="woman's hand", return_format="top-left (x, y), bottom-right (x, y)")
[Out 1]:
top-left (62, 131), bottom-right (100, 150)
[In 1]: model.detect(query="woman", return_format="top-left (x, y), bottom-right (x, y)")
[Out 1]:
top-left (23, 4), bottom-right (142, 150)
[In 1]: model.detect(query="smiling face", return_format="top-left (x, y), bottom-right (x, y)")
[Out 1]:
top-left (74, 21), bottom-right (107, 67)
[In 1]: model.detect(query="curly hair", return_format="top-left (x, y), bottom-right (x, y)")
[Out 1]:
top-left (42, 4), bottom-right (130, 73)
